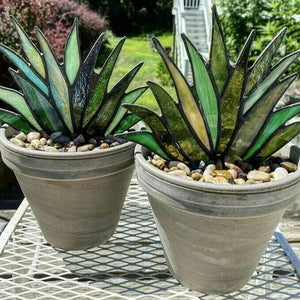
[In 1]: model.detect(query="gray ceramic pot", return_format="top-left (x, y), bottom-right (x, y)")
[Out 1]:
top-left (0, 127), bottom-right (135, 250)
top-left (135, 145), bottom-right (300, 295)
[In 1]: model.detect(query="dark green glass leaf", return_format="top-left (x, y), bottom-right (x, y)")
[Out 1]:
top-left (210, 6), bottom-right (229, 93)
top-left (0, 44), bottom-right (48, 95)
top-left (116, 131), bottom-right (170, 160)
top-left (245, 28), bottom-right (286, 94)
top-left (218, 30), bottom-right (255, 154)
top-left (243, 50), bottom-right (300, 113)
top-left (64, 18), bottom-right (81, 85)
top-left (243, 104), bottom-right (300, 160)
top-left (147, 81), bottom-right (208, 161)
top-left (0, 109), bottom-right (31, 133)
top-left (11, 16), bottom-right (45, 78)
top-left (86, 63), bottom-right (143, 135)
top-left (124, 104), bottom-right (185, 161)
top-left (11, 71), bottom-right (64, 134)
top-left (105, 86), bottom-right (147, 135)
top-left (114, 114), bottom-right (141, 134)
top-left (256, 123), bottom-right (300, 159)
top-left (72, 34), bottom-right (104, 128)
top-left (229, 74), bottom-right (297, 157)
top-left (152, 37), bottom-right (210, 150)
top-left (182, 34), bottom-right (219, 148)
top-left (0, 87), bottom-right (41, 131)
top-left (35, 27), bottom-right (73, 133)
top-left (83, 37), bottom-right (126, 127)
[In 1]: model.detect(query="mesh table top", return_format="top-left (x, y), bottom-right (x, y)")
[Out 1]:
top-left (0, 181), bottom-right (300, 299)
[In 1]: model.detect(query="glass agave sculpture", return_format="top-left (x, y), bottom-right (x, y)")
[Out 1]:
top-left (0, 17), bottom-right (146, 138)
top-left (118, 6), bottom-right (300, 166)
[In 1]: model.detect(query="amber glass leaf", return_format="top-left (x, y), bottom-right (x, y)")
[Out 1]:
top-left (152, 37), bottom-right (210, 150)
top-left (0, 87), bottom-right (41, 131)
top-left (11, 16), bottom-right (45, 78)
top-left (243, 104), bottom-right (300, 160)
top-left (72, 34), bottom-right (104, 128)
top-left (182, 34), bottom-right (219, 148)
top-left (147, 81), bottom-right (208, 161)
top-left (245, 28), bottom-right (286, 94)
top-left (0, 109), bottom-right (31, 133)
top-left (256, 123), bottom-right (300, 158)
top-left (35, 27), bottom-right (73, 133)
top-left (229, 74), bottom-right (297, 157)
top-left (243, 50), bottom-right (300, 113)
top-left (83, 37), bottom-right (126, 127)
top-left (210, 6), bottom-right (229, 93)
top-left (218, 30), bottom-right (256, 154)
top-left (114, 114), bottom-right (141, 134)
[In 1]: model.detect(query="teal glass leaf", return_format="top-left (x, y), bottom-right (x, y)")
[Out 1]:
top-left (35, 27), bottom-right (73, 133)
top-left (182, 34), bottom-right (219, 148)
top-left (147, 81), bottom-right (208, 161)
top-left (0, 44), bottom-right (48, 95)
top-left (105, 86), bottom-right (147, 136)
top-left (83, 37), bottom-right (126, 127)
top-left (11, 16), bottom-right (45, 78)
top-left (116, 131), bottom-right (171, 160)
top-left (64, 18), bottom-right (81, 85)
top-left (11, 70), bottom-right (64, 134)
top-left (113, 113), bottom-right (141, 134)
top-left (218, 30), bottom-right (256, 154)
top-left (72, 34), bottom-right (104, 129)
top-left (243, 50), bottom-right (300, 113)
top-left (0, 87), bottom-right (42, 131)
top-left (229, 74), bottom-right (297, 157)
top-left (152, 37), bottom-right (210, 150)
top-left (245, 28), bottom-right (287, 94)
top-left (243, 104), bottom-right (300, 160)
top-left (210, 6), bottom-right (230, 94)
top-left (0, 109), bottom-right (31, 133)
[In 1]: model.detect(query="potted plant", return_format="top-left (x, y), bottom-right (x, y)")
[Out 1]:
top-left (0, 17), bottom-right (146, 250)
top-left (117, 6), bottom-right (300, 295)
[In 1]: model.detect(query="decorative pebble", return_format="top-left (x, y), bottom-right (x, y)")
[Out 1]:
top-left (177, 162), bottom-right (191, 176)
top-left (68, 146), bottom-right (77, 152)
top-left (191, 172), bottom-right (202, 181)
top-left (213, 176), bottom-right (229, 184)
top-left (73, 134), bottom-right (85, 146)
top-left (169, 161), bottom-right (182, 168)
top-left (15, 132), bottom-right (26, 141)
top-left (99, 142), bottom-right (110, 149)
top-left (77, 144), bottom-right (95, 152)
top-left (228, 169), bottom-right (237, 179)
top-left (280, 161), bottom-right (298, 172)
top-left (245, 180), bottom-right (257, 184)
top-left (169, 167), bottom-right (178, 171)
top-left (247, 170), bottom-right (270, 182)
top-left (234, 178), bottom-right (245, 185)
top-left (225, 162), bottom-right (243, 174)
top-left (27, 132), bottom-right (41, 142)
top-left (258, 165), bottom-right (271, 173)
top-left (211, 170), bottom-right (232, 180)
top-left (10, 137), bottom-right (26, 147)
top-left (168, 170), bottom-right (187, 177)
top-left (30, 139), bottom-right (41, 149)
top-left (40, 138), bottom-right (47, 146)
top-left (203, 164), bottom-right (216, 176)
top-left (88, 138), bottom-right (98, 146)
top-left (47, 139), bottom-right (53, 146)
top-left (203, 174), bottom-right (214, 183)
top-left (44, 146), bottom-right (59, 152)
top-left (273, 167), bottom-right (289, 181)
top-left (110, 142), bottom-right (120, 147)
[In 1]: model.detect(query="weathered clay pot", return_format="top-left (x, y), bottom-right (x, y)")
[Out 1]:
top-left (0, 127), bottom-right (135, 250)
top-left (135, 145), bottom-right (300, 295)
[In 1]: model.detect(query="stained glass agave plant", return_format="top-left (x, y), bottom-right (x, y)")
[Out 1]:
top-left (0, 17), bottom-right (146, 138)
top-left (118, 6), bottom-right (300, 166)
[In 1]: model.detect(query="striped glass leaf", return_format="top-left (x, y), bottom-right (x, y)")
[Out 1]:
top-left (0, 87), bottom-right (41, 131)
top-left (0, 109), bottom-right (31, 133)
top-left (182, 34), bottom-right (219, 148)
top-left (147, 81), bottom-right (208, 162)
top-left (113, 114), bottom-right (141, 134)
top-left (152, 37), bottom-right (210, 150)
top-left (35, 28), bottom-right (73, 133)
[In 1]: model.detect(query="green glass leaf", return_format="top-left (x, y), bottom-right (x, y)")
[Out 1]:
top-left (114, 113), bottom-right (141, 134)
top-left (105, 86), bottom-right (147, 136)
top-left (116, 131), bottom-right (171, 160)
top-left (182, 34), bottom-right (219, 148)
top-left (218, 30), bottom-right (256, 154)
top-left (124, 104), bottom-right (185, 161)
top-left (243, 50), bottom-right (300, 113)
top-left (11, 71), bottom-right (64, 134)
top-left (0, 87), bottom-right (42, 131)
top-left (152, 37), bottom-right (210, 150)
top-left (35, 27), bottom-right (73, 133)
top-left (229, 74), bottom-right (297, 157)
top-left (0, 44), bottom-right (48, 95)
top-left (210, 6), bottom-right (229, 93)
top-left (147, 81), bottom-right (208, 161)
top-left (243, 104), bottom-right (300, 160)
top-left (256, 123), bottom-right (300, 159)
top-left (0, 109), bottom-right (31, 133)
top-left (11, 16), bottom-right (45, 78)
top-left (245, 28), bottom-right (287, 94)
top-left (72, 34), bottom-right (104, 128)
top-left (86, 63), bottom-right (143, 135)
top-left (83, 37), bottom-right (126, 127)
top-left (64, 18), bottom-right (81, 85)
